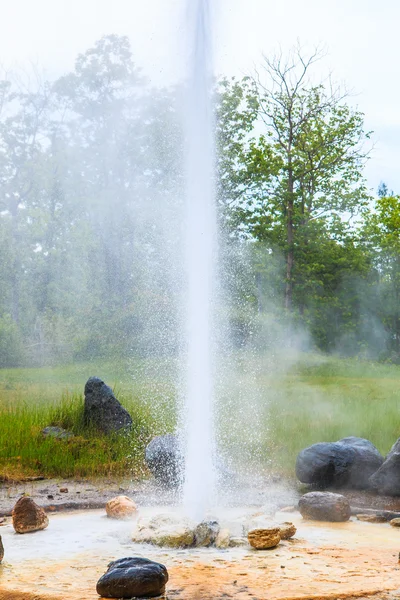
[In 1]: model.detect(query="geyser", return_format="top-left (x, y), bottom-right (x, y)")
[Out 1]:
top-left (182, 0), bottom-right (217, 521)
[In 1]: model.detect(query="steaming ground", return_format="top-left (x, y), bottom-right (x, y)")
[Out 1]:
top-left (1, 505), bottom-right (400, 600)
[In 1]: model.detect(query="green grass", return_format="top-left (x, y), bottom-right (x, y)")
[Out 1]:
top-left (0, 353), bottom-right (400, 480)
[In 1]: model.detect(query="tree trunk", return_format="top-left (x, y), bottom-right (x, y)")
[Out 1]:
top-left (285, 168), bottom-right (294, 312)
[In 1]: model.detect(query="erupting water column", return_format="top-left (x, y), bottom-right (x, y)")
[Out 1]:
top-left (182, 0), bottom-right (217, 521)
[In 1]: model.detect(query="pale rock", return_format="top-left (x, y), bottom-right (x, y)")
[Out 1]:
top-left (106, 495), bottom-right (137, 520)
top-left (215, 528), bottom-right (230, 549)
top-left (132, 514), bottom-right (195, 548)
top-left (229, 536), bottom-right (248, 547)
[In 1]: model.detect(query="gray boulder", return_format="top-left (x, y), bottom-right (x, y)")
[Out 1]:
top-left (96, 557), bottom-right (168, 598)
top-left (295, 437), bottom-right (383, 490)
top-left (299, 491), bottom-right (351, 522)
top-left (194, 520), bottom-right (220, 547)
top-left (369, 438), bottom-right (400, 495)
top-left (83, 377), bottom-right (132, 434)
top-left (145, 434), bottom-right (183, 486)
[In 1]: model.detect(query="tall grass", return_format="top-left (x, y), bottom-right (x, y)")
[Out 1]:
top-left (0, 354), bottom-right (400, 480)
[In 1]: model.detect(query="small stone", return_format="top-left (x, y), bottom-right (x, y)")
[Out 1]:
top-left (47, 495), bottom-right (54, 500)
top-left (194, 520), bottom-right (220, 547)
top-left (96, 556), bottom-right (168, 598)
top-left (229, 536), bottom-right (248, 547)
top-left (12, 497), bottom-right (49, 534)
top-left (390, 518), bottom-right (400, 527)
top-left (106, 496), bottom-right (138, 520)
top-left (215, 528), bottom-right (230, 549)
top-left (278, 522), bottom-right (297, 540)
top-left (248, 527), bottom-right (281, 550)
top-left (59, 488), bottom-right (68, 493)
top-left (0, 536), bottom-right (4, 562)
top-left (356, 514), bottom-right (387, 523)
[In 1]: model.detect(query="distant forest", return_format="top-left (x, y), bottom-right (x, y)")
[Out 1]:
top-left (0, 35), bottom-right (399, 367)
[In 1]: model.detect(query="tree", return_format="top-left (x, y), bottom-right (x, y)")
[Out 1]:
top-left (219, 47), bottom-right (371, 315)
top-left (362, 192), bottom-right (400, 356)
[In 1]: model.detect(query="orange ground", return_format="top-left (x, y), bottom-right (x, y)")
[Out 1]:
top-left (0, 511), bottom-right (399, 600)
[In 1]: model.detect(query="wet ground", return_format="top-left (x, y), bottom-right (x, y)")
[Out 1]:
top-left (0, 479), bottom-right (400, 599)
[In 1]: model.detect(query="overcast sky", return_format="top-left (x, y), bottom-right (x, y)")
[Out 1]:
top-left (0, 0), bottom-right (398, 192)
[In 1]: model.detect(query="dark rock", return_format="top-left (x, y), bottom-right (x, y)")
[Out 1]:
top-left (12, 497), bottom-right (49, 533)
top-left (96, 556), bottom-right (168, 598)
top-left (194, 520), bottom-right (220, 547)
top-left (295, 437), bottom-right (383, 490)
top-left (0, 536), bottom-right (3, 562)
top-left (337, 437), bottom-right (384, 488)
top-left (296, 442), bottom-right (355, 487)
top-left (83, 377), bottom-right (132, 434)
top-left (145, 434), bottom-right (183, 486)
top-left (42, 426), bottom-right (74, 440)
top-left (369, 438), bottom-right (400, 495)
top-left (298, 491), bottom-right (351, 522)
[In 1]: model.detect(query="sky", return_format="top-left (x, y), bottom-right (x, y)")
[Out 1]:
top-left (0, 0), bottom-right (398, 193)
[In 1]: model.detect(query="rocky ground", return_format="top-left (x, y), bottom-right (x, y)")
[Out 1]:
top-left (2, 475), bottom-right (400, 517)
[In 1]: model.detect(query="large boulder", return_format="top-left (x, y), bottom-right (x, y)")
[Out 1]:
top-left (145, 434), bottom-right (183, 486)
top-left (12, 497), bottom-right (49, 534)
top-left (338, 437), bottom-right (384, 488)
top-left (299, 491), bottom-right (351, 522)
top-left (295, 437), bottom-right (383, 490)
top-left (369, 438), bottom-right (400, 495)
top-left (96, 557), bottom-right (168, 599)
top-left (83, 377), bottom-right (132, 434)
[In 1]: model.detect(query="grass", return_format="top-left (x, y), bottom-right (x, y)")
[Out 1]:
top-left (0, 353), bottom-right (400, 480)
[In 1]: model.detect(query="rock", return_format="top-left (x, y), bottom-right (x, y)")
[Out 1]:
top-left (390, 518), bottom-right (400, 527)
top-left (132, 514), bottom-right (195, 548)
top-left (145, 435), bottom-right (183, 487)
top-left (0, 536), bottom-right (3, 562)
top-left (12, 497), bottom-right (49, 533)
top-left (299, 491), bottom-right (351, 522)
top-left (106, 496), bottom-right (138, 520)
top-left (215, 528), bottom-right (230, 549)
top-left (229, 536), bottom-right (248, 547)
top-left (278, 522), bottom-right (297, 540)
top-left (59, 488), bottom-right (68, 493)
top-left (42, 426), bottom-right (74, 440)
top-left (83, 377), bottom-right (132, 434)
top-left (194, 520), bottom-right (220, 547)
top-left (369, 438), bottom-right (400, 495)
top-left (356, 514), bottom-right (387, 523)
top-left (96, 556), bottom-right (168, 599)
top-left (296, 437), bottom-right (383, 490)
top-left (338, 437), bottom-right (384, 488)
top-left (248, 527), bottom-right (281, 549)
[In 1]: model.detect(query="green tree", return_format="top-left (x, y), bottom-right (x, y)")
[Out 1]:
top-left (363, 193), bottom-right (400, 356)
top-left (218, 48), bottom-right (371, 316)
